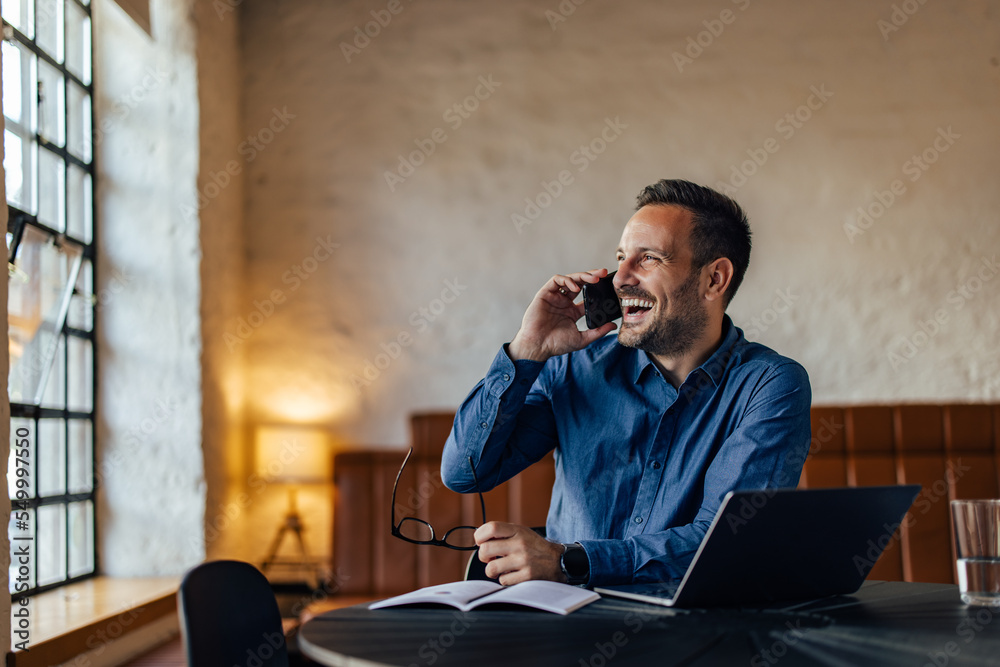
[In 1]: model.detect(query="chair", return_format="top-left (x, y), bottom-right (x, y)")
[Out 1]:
top-left (179, 560), bottom-right (290, 667)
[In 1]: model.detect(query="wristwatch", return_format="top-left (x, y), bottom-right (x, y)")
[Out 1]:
top-left (560, 542), bottom-right (590, 585)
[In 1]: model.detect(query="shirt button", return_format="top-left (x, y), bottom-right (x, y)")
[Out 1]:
top-left (634, 516), bottom-right (643, 524)
top-left (503, 373), bottom-right (510, 381)
top-left (651, 461), bottom-right (661, 469)
top-left (480, 422), bottom-right (488, 429)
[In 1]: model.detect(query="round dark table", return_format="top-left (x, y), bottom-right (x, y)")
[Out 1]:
top-left (299, 581), bottom-right (1000, 666)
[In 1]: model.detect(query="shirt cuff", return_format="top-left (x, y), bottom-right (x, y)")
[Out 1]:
top-left (577, 539), bottom-right (635, 587)
top-left (485, 343), bottom-right (545, 400)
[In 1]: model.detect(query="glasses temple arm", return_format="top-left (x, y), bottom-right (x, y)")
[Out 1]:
top-left (391, 448), bottom-right (414, 528)
top-left (467, 456), bottom-right (486, 525)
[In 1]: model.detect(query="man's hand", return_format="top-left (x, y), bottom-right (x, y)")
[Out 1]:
top-left (508, 269), bottom-right (618, 363)
top-left (475, 521), bottom-right (566, 585)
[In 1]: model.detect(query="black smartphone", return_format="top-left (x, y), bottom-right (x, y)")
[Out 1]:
top-left (582, 271), bottom-right (622, 329)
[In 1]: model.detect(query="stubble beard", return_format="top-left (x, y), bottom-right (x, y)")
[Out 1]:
top-left (617, 269), bottom-right (708, 358)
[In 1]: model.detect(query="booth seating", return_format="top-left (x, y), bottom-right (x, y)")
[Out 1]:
top-left (330, 404), bottom-right (1000, 599)
top-left (799, 404), bottom-right (999, 583)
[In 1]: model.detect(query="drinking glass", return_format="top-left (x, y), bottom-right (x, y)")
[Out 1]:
top-left (951, 499), bottom-right (1000, 606)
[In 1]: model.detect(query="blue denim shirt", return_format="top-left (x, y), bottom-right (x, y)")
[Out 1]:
top-left (441, 316), bottom-right (811, 586)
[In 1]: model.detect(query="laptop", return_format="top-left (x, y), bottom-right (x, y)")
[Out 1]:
top-left (594, 485), bottom-right (921, 608)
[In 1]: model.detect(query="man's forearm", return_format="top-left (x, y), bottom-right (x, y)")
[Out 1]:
top-left (578, 521), bottom-right (713, 586)
top-left (441, 344), bottom-right (554, 493)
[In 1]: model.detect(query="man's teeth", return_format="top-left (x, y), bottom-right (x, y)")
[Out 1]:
top-left (621, 298), bottom-right (654, 309)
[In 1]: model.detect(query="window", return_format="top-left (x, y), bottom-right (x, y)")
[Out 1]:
top-left (4, 0), bottom-right (96, 597)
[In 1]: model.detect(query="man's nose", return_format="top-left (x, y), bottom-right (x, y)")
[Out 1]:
top-left (613, 262), bottom-right (637, 290)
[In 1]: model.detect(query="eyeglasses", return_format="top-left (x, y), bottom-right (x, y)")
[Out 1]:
top-left (390, 447), bottom-right (486, 551)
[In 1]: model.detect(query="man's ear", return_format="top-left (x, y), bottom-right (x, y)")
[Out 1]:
top-left (703, 258), bottom-right (734, 303)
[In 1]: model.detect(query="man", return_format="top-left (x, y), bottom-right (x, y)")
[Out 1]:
top-left (441, 179), bottom-right (811, 587)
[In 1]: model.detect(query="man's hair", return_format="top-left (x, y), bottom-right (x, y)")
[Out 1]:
top-left (635, 179), bottom-right (751, 306)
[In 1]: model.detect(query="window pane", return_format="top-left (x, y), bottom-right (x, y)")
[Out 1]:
top-left (37, 418), bottom-right (66, 497)
top-left (67, 81), bottom-right (91, 161)
top-left (1, 0), bottom-right (34, 39)
top-left (37, 60), bottom-right (65, 147)
top-left (37, 504), bottom-right (67, 587)
top-left (67, 336), bottom-right (92, 412)
top-left (68, 500), bottom-right (93, 577)
top-left (7, 418), bottom-right (35, 499)
top-left (8, 507), bottom-right (35, 593)
top-left (40, 335), bottom-right (66, 409)
top-left (67, 164), bottom-right (92, 243)
top-left (3, 129), bottom-right (32, 210)
top-left (2, 40), bottom-right (29, 127)
top-left (64, 0), bottom-right (91, 84)
top-left (37, 147), bottom-right (65, 230)
top-left (67, 419), bottom-right (92, 493)
top-left (67, 258), bottom-right (93, 331)
top-left (35, 0), bottom-right (63, 62)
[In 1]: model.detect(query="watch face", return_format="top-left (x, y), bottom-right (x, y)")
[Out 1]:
top-left (562, 543), bottom-right (589, 582)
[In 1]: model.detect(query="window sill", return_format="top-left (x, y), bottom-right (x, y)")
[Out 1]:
top-left (7, 576), bottom-right (180, 667)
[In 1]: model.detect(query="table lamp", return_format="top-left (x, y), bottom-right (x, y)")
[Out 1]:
top-left (255, 425), bottom-right (330, 568)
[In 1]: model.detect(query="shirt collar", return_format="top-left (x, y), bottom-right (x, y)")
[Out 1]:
top-left (630, 315), bottom-right (741, 386)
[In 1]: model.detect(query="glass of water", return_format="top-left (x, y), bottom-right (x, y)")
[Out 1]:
top-left (951, 499), bottom-right (1000, 606)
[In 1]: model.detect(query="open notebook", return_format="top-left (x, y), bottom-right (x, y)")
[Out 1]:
top-left (369, 580), bottom-right (599, 615)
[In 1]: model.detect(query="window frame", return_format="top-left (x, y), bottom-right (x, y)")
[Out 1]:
top-left (5, 0), bottom-right (97, 600)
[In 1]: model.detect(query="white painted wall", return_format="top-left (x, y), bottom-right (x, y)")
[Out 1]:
top-left (93, 0), bottom-right (205, 575)
top-left (235, 0), bottom-right (1000, 454)
top-left (191, 0), bottom-right (250, 563)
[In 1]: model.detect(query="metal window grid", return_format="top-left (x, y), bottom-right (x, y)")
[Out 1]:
top-left (5, 0), bottom-right (97, 600)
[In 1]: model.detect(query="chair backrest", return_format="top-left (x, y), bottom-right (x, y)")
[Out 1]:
top-left (178, 560), bottom-right (289, 667)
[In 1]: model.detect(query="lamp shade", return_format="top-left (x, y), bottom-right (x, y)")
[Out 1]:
top-left (254, 425), bottom-right (330, 483)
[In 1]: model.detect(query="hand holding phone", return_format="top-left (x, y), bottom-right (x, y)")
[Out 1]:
top-left (583, 271), bottom-right (622, 329)
top-left (509, 270), bottom-right (617, 362)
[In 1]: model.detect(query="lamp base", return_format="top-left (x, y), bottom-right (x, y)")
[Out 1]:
top-left (262, 487), bottom-right (310, 573)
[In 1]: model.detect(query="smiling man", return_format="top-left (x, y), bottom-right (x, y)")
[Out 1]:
top-left (441, 179), bottom-right (811, 587)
